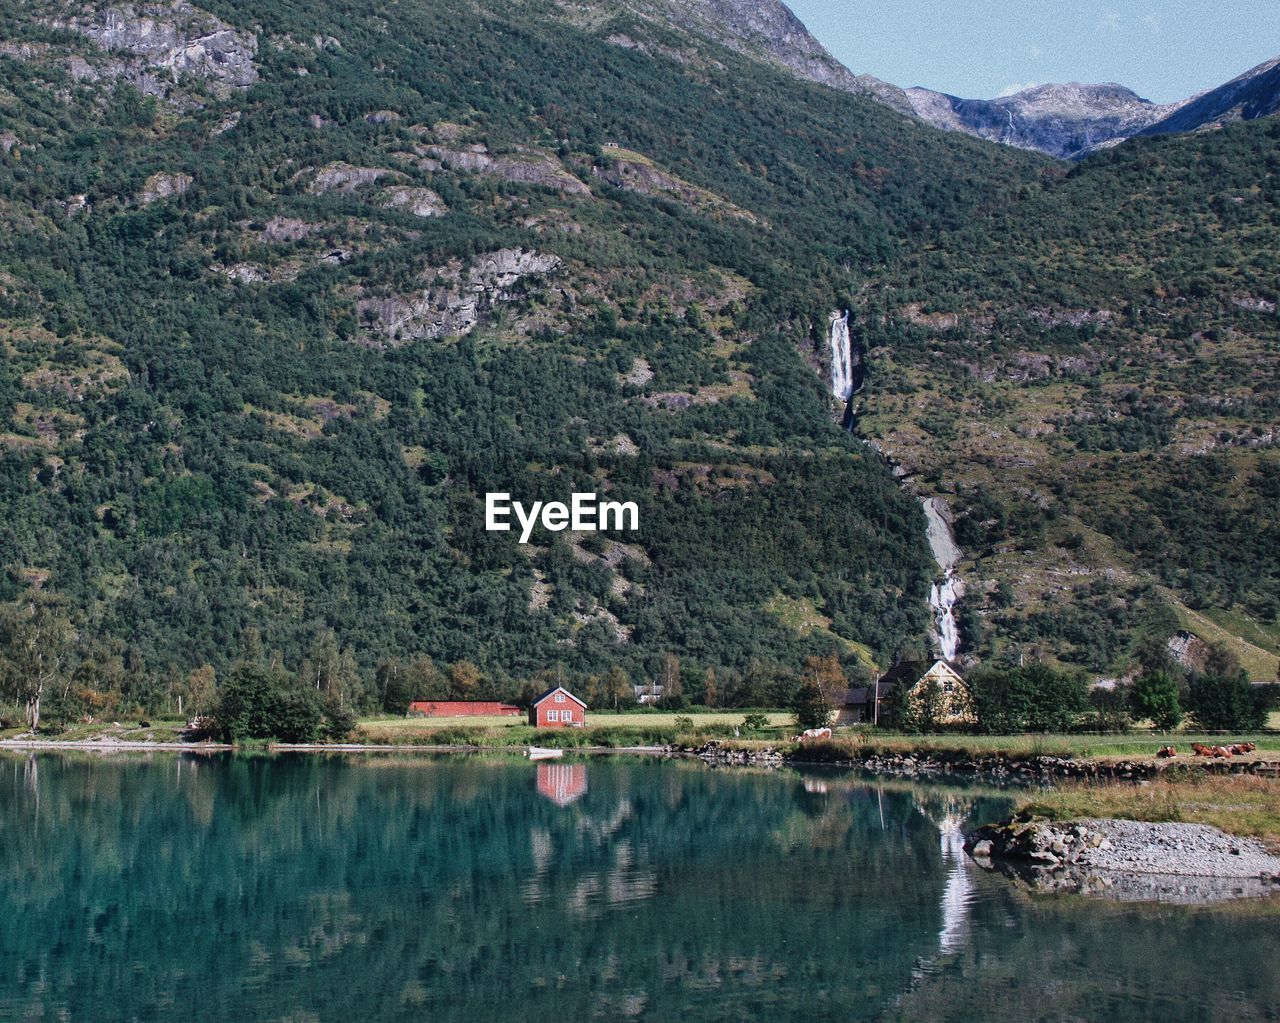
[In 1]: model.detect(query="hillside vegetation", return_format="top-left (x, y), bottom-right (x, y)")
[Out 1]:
top-left (0, 0), bottom-right (1276, 721)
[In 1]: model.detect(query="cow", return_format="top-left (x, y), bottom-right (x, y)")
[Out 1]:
top-left (798, 727), bottom-right (833, 742)
top-left (1192, 743), bottom-right (1213, 756)
top-left (1228, 742), bottom-right (1257, 755)
top-left (1156, 746), bottom-right (1177, 758)
top-left (1210, 745), bottom-right (1233, 758)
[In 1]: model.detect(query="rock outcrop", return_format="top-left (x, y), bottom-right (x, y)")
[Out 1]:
top-left (380, 185), bottom-right (447, 217)
top-left (589, 0), bottom-right (914, 114)
top-left (356, 248), bottom-right (561, 346)
top-left (967, 813), bottom-right (1280, 903)
top-left (46, 2), bottom-right (258, 99)
top-left (418, 142), bottom-right (590, 195)
top-left (305, 162), bottom-right (401, 194)
top-left (591, 149), bottom-right (757, 222)
top-left (138, 171), bottom-right (191, 204)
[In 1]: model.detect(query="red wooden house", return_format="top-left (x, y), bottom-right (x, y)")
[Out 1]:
top-left (529, 686), bottom-right (586, 728)
top-left (408, 700), bottom-right (522, 718)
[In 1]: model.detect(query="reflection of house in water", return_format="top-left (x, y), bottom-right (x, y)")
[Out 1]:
top-left (536, 762), bottom-right (588, 806)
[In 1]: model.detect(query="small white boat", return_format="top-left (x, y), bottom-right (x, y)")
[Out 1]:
top-left (526, 746), bottom-right (564, 760)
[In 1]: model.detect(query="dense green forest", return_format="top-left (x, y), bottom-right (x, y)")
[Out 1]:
top-left (0, 0), bottom-right (1277, 723)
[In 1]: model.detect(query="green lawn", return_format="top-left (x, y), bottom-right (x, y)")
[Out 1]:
top-left (360, 711), bottom-right (792, 732)
top-left (785, 729), bottom-right (1280, 760)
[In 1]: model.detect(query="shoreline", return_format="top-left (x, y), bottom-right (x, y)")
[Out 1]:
top-left (967, 814), bottom-right (1280, 903)
top-left (0, 738), bottom-right (675, 756)
top-left (5, 736), bottom-right (1280, 778)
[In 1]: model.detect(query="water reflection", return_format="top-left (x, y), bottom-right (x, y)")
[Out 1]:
top-left (536, 761), bottom-right (588, 806)
top-left (0, 754), bottom-right (1276, 1023)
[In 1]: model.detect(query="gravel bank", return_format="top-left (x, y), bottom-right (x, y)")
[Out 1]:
top-left (1073, 818), bottom-right (1280, 878)
top-left (967, 813), bottom-right (1280, 903)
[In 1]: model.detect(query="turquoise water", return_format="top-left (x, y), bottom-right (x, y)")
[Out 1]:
top-left (0, 753), bottom-right (1276, 1022)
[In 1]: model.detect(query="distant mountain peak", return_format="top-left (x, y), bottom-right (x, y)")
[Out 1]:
top-left (905, 56), bottom-right (1280, 159)
top-left (905, 81), bottom-right (1183, 160)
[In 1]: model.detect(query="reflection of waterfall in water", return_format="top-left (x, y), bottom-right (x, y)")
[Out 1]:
top-left (922, 497), bottom-right (965, 661)
top-left (829, 310), bottom-right (853, 402)
top-left (936, 814), bottom-right (975, 956)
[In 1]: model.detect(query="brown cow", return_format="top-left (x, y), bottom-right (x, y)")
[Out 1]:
top-left (1156, 746), bottom-right (1177, 758)
top-left (1192, 743), bottom-right (1213, 756)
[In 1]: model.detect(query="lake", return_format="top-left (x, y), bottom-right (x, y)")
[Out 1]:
top-left (1, 753), bottom-right (1276, 1021)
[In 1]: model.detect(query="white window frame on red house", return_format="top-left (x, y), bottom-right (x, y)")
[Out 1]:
top-left (547, 709), bottom-right (558, 722)
top-left (561, 709), bottom-right (572, 722)
top-left (555, 692), bottom-right (565, 703)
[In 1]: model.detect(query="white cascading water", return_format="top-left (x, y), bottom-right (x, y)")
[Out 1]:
top-left (936, 813), bottom-right (975, 957)
top-left (922, 497), bottom-right (965, 661)
top-left (829, 310), bottom-right (853, 402)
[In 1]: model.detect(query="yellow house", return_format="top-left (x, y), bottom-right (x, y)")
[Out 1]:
top-left (891, 659), bottom-right (975, 727)
top-left (837, 659), bottom-right (975, 727)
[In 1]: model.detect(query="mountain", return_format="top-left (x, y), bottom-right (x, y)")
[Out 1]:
top-left (549, 0), bottom-right (916, 113)
top-left (906, 55), bottom-right (1280, 159)
top-left (1140, 54), bottom-right (1280, 137)
top-left (0, 0), bottom-right (1035, 700)
top-left (905, 83), bottom-right (1181, 160)
top-left (0, 0), bottom-right (1276, 713)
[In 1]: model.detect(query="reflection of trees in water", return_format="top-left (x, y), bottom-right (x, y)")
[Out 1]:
top-left (2, 755), bottom-right (1272, 1022)
top-left (0, 755), bottom-right (963, 1021)
top-left (886, 890), bottom-right (1280, 1023)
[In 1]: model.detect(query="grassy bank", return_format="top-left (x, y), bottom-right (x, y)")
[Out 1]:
top-left (1018, 774), bottom-right (1280, 848)
top-left (4, 713), bottom-right (1277, 759)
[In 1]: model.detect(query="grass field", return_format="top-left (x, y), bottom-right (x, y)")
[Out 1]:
top-left (765, 729), bottom-right (1280, 760)
top-left (4, 712), bottom-right (1277, 758)
top-left (358, 711), bottom-right (793, 732)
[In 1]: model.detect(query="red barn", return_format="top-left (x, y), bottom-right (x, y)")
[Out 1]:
top-left (529, 686), bottom-right (586, 728)
top-left (408, 701), bottom-right (522, 718)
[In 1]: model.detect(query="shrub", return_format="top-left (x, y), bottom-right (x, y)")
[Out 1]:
top-left (214, 663), bottom-right (325, 743)
top-left (791, 680), bottom-right (832, 731)
top-left (1129, 670), bottom-right (1183, 730)
top-left (968, 663), bottom-right (1090, 734)
top-left (1186, 672), bottom-right (1266, 731)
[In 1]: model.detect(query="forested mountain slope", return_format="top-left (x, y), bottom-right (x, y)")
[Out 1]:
top-left (0, 0), bottom-right (1276, 710)
top-left (859, 121), bottom-right (1280, 677)
top-left (0, 0), bottom-right (1038, 699)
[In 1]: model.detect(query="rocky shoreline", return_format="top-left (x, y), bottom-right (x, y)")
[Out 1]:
top-left (686, 741), bottom-right (1280, 781)
top-left (966, 813), bottom-right (1280, 903)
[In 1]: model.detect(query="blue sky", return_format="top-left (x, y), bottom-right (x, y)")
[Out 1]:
top-left (784, 1), bottom-right (1280, 103)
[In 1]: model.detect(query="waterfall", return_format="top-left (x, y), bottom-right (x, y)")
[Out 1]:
top-left (829, 310), bottom-right (853, 402)
top-left (922, 497), bottom-right (965, 661)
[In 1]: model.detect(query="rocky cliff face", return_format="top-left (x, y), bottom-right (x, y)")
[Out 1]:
top-left (44, 2), bottom-right (258, 99)
top-left (907, 83), bottom-right (1181, 160)
top-left (355, 249), bottom-right (562, 347)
